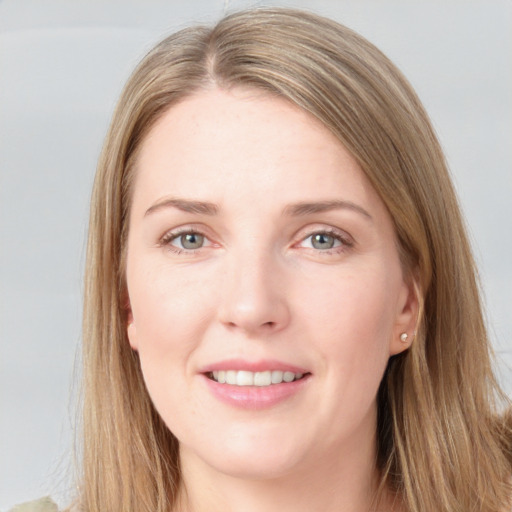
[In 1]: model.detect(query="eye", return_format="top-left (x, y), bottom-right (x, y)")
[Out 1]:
top-left (159, 229), bottom-right (213, 253)
top-left (174, 232), bottom-right (205, 250)
top-left (297, 229), bottom-right (353, 253)
top-left (309, 233), bottom-right (340, 250)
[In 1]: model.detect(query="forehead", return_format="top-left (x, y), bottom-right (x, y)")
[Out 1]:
top-left (132, 87), bottom-right (383, 218)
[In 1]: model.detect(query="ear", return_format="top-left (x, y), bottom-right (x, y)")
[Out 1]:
top-left (389, 273), bottom-right (420, 356)
top-left (125, 304), bottom-right (139, 352)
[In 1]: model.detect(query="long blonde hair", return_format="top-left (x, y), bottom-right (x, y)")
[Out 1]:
top-left (81, 7), bottom-right (511, 511)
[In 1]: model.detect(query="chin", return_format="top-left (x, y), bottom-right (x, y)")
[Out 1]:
top-left (181, 431), bottom-right (309, 481)
top-left (210, 453), bottom-right (305, 481)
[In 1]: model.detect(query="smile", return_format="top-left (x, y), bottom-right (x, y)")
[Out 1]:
top-left (208, 370), bottom-right (305, 386)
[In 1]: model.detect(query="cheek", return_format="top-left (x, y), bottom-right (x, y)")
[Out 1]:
top-left (126, 261), bottom-right (219, 435)
top-left (302, 264), bottom-right (399, 343)
top-left (300, 264), bottom-right (399, 388)
top-left (128, 259), bottom-right (219, 351)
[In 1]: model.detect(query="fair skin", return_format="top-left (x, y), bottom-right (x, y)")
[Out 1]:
top-left (125, 87), bottom-right (417, 512)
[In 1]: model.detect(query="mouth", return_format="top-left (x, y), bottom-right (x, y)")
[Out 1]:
top-left (201, 362), bottom-right (311, 409)
top-left (206, 370), bottom-right (308, 387)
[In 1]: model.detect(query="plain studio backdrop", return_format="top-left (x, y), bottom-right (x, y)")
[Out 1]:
top-left (0, 0), bottom-right (511, 509)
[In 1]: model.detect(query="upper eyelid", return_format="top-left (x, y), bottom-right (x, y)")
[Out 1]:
top-left (293, 224), bottom-right (354, 242)
top-left (159, 224), bottom-right (212, 241)
top-left (159, 228), bottom-right (214, 253)
top-left (297, 232), bottom-right (353, 249)
top-left (157, 223), bottom-right (354, 246)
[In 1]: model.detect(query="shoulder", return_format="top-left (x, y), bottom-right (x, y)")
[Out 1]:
top-left (8, 497), bottom-right (59, 512)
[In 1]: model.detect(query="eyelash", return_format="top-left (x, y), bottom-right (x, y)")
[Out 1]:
top-left (158, 227), bottom-right (354, 255)
top-left (298, 228), bottom-right (354, 255)
top-left (159, 227), bottom-right (210, 254)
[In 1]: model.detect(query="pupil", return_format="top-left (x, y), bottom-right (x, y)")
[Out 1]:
top-left (181, 233), bottom-right (203, 249)
top-left (312, 233), bottom-right (334, 249)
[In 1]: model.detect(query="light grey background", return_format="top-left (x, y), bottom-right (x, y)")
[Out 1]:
top-left (1, 0), bottom-right (511, 509)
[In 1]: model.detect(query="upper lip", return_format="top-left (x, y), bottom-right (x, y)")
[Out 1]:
top-left (199, 358), bottom-right (309, 375)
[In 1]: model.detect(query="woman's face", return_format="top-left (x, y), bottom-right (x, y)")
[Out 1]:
top-left (126, 87), bottom-right (416, 480)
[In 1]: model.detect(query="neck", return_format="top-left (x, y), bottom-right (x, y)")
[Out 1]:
top-left (175, 419), bottom-right (393, 512)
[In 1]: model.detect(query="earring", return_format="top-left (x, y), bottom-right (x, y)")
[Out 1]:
top-left (400, 332), bottom-right (409, 343)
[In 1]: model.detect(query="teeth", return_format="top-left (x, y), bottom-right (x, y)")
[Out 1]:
top-left (209, 370), bottom-right (305, 386)
top-left (254, 371), bottom-right (271, 386)
top-left (271, 370), bottom-right (283, 384)
top-left (236, 371), bottom-right (254, 386)
top-left (283, 371), bottom-right (295, 382)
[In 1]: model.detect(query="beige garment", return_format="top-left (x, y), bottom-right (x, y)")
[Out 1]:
top-left (7, 497), bottom-right (58, 512)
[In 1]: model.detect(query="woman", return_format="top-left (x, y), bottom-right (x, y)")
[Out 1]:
top-left (23, 7), bottom-right (510, 512)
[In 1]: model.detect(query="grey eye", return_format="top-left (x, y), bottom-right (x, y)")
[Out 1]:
top-left (179, 233), bottom-right (205, 250)
top-left (311, 233), bottom-right (336, 250)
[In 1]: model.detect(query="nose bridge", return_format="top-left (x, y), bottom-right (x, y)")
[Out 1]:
top-left (219, 239), bottom-right (289, 334)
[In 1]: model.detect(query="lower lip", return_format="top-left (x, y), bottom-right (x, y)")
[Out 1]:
top-left (202, 374), bottom-right (310, 410)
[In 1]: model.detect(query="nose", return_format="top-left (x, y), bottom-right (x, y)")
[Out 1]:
top-left (218, 250), bottom-right (290, 336)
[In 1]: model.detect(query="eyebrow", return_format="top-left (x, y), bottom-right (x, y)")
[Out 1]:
top-left (145, 197), bottom-right (219, 216)
top-left (283, 200), bottom-right (373, 220)
top-left (144, 197), bottom-right (372, 221)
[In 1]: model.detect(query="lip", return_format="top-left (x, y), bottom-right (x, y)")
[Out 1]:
top-left (199, 358), bottom-right (309, 374)
top-left (199, 359), bottom-right (311, 410)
